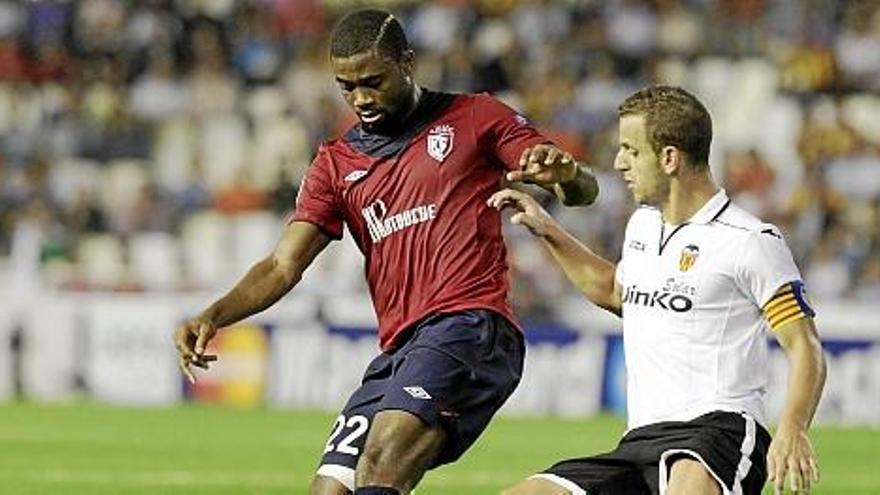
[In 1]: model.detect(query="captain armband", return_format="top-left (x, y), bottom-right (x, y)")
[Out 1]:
top-left (762, 281), bottom-right (816, 332)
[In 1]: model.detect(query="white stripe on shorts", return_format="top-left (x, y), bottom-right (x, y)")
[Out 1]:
top-left (732, 412), bottom-right (757, 495)
top-left (528, 473), bottom-right (586, 495)
top-left (316, 463), bottom-right (355, 491)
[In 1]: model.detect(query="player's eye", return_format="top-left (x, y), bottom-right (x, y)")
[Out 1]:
top-left (362, 77), bottom-right (382, 89)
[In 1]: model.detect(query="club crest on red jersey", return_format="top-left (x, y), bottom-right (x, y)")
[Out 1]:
top-left (427, 124), bottom-right (454, 162)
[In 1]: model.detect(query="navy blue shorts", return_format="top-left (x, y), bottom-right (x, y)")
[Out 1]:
top-left (316, 309), bottom-right (524, 486)
top-left (536, 411), bottom-right (771, 495)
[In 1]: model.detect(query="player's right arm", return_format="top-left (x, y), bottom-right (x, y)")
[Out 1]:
top-left (472, 93), bottom-right (598, 207)
top-left (173, 221), bottom-right (331, 383)
top-left (488, 188), bottom-right (621, 315)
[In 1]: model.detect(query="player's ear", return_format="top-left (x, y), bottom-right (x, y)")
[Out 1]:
top-left (399, 50), bottom-right (415, 81)
top-left (660, 146), bottom-right (681, 176)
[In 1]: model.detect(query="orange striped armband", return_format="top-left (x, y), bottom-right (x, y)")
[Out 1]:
top-left (762, 281), bottom-right (816, 332)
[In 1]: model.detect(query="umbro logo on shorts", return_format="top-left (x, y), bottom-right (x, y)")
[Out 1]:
top-left (404, 386), bottom-right (432, 400)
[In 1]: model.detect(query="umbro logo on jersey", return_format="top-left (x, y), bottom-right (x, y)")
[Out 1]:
top-left (427, 124), bottom-right (454, 162)
top-left (679, 244), bottom-right (699, 272)
top-left (629, 240), bottom-right (646, 252)
top-left (344, 170), bottom-right (368, 182)
top-left (404, 386), bottom-right (432, 400)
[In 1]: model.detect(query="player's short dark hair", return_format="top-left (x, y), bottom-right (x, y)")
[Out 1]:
top-left (618, 86), bottom-right (713, 168)
top-left (330, 9), bottom-right (409, 62)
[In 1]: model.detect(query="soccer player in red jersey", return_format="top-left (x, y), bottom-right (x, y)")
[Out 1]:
top-left (172, 9), bottom-right (598, 495)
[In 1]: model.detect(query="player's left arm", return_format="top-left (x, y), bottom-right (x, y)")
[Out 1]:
top-left (507, 144), bottom-right (599, 207)
top-left (765, 284), bottom-right (827, 495)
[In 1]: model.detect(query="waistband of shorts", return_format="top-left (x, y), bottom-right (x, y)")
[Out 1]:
top-left (388, 308), bottom-right (521, 352)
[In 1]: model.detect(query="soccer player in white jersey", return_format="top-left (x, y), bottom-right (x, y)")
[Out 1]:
top-left (493, 86), bottom-right (826, 495)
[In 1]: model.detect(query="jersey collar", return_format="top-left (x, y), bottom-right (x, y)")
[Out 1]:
top-left (687, 189), bottom-right (731, 225)
top-left (342, 89), bottom-right (458, 159)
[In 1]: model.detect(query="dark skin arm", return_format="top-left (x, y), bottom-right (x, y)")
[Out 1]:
top-left (508, 144), bottom-right (599, 206)
top-left (173, 221), bottom-right (331, 383)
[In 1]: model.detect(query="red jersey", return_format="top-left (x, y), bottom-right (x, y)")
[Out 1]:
top-left (293, 91), bottom-right (550, 350)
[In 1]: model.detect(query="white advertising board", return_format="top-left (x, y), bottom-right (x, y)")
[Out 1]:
top-left (85, 297), bottom-right (181, 405)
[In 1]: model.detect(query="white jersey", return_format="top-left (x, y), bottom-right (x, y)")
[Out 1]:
top-left (616, 190), bottom-right (803, 430)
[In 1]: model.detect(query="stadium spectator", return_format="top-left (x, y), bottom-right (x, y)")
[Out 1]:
top-left (0, 0), bottom-right (876, 329)
top-left (129, 52), bottom-right (189, 123)
top-left (172, 9), bottom-right (597, 495)
top-left (494, 86), bottom-right (826, 495)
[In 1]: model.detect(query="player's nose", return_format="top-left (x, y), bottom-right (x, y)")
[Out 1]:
top-left (613, 151), bottom-right (628, 171)
top-left (351, 88), bottom-right (375, 110)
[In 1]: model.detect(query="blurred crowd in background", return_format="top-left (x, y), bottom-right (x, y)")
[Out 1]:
top-left (1, 0), bottom-right (879, 322)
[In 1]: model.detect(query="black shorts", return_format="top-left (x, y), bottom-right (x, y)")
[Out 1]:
top-left (535, 411), bottom-right (771, 495)
top-left (316, 309), bottom-right (524, 489)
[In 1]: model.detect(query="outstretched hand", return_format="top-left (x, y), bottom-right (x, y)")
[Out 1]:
top-left (506, 144), bottom-right (577, 186)
top-left (173, 317), bottom-right (218, 384)
top-left (767, 426), bottom-right (820, 494)
top-left (488, 188), bottom-right (555, 238)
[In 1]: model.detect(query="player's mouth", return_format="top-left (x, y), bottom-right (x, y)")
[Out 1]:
top-left (358, 110), bottom-right (385, 125)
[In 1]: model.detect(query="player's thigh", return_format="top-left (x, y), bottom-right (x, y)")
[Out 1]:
top-left (666, 457), bottom-right (721, 495)
top-left (357, 409), bottom-right (446, 482)
top-left (501, 478), bottom-right (574, 495)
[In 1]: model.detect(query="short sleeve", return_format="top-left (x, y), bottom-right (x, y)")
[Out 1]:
top-left (473, 93), bottom-right (551, 171)
top-left (735, 226), bottom-right (804, 307)
top-left (290, 147), bottom-right (344, 239)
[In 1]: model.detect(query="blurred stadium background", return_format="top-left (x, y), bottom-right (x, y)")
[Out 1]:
top-left (1, 0), bottom-right (879, 493)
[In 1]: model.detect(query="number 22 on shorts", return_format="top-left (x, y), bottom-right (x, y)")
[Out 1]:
top-left (323, 414), bottom-right (369, 455)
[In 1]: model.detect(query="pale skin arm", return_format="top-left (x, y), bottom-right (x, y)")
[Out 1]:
top-left (488, 188), bottom-right (620, 315)
top-left (173, 221), bottom-right (331, 383)
top-left (768, 316), bottom-right (827, 495)
top-left (508, 144), bottom-right (600, 207)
